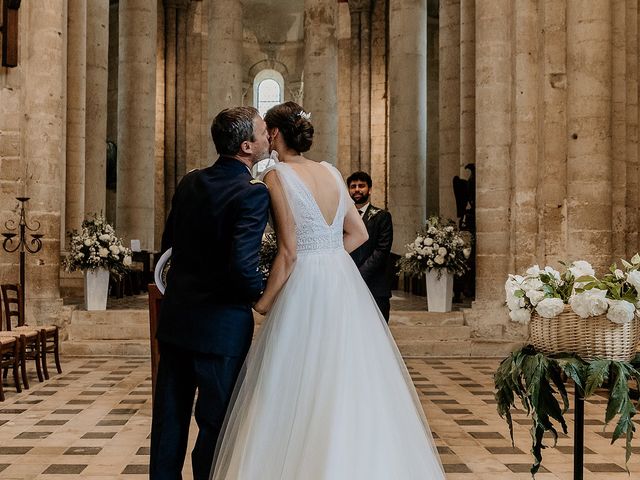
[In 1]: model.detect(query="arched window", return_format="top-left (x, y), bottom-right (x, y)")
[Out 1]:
top-left (253, 70), bottom-right (285, 174)
top-left (253, 69), bottom-right (285, 117)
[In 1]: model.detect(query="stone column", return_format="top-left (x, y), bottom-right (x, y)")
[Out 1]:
top-left (85, 0), bottom-right (109, 216)
top-left (165, 3), bottom-right (178, 214)
top-left (65, 0), bottom-right (87, 239)
top-left (511, 0), bottom-right (539, 271)
top-left (388, 0), bottom-right (427, 251)
top-left (538, 0), bottom-right (567, 266)
top-left (566, 0), bottom-right (612, 271)
top-left (626, 0), bottom-right (638, 257)
top-left (474, 0), bottom-right (511, 302)
top-left (348, 0), bottom-right (371, 174)
top-left (438, 0), bottom-right (460, 221)
top-left (207, 0), bottom-right (243, 165)
top-left (117, 0), bottom-right (157, 250)
top-left (303, 0), bottom-right (338, 164)
top-left (459, 0), bottom-right (474, 173)
top-left (22, 0), bottom-right (66, 323)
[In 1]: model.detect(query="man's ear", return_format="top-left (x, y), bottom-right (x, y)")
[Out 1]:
top-left (240, 140), bottom-right (252, 155)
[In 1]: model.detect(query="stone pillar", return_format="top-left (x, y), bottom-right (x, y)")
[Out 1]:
top-left (117, 0), bottom-right (157, 250)
top-left (348, 0), bottom-right (371, 174)
top-left (566, 0), bottom-right (612, 271)
top-left (511, 0), bottom-right (539, 271)
top-left (388, 0), bottom-right (427, 251)
top-left (65, 0), bottom-right (87, 239)
top-left (538, 0), bottom-right (567, 266)
top-left (438, 0), bottom-right (460, 221)
top-left (337, 1), bottom-right (352, 176)
top-left (303, 0), bottom-right (338, 164)
top-left (459, 0), bottom-right (474, 173)
top-left (611, 0), bottom-right (626, 260)
top-left (22, 0), bottom-right (66, 323)
top-left (626, 0), bottom-right (638, 257)
top-left (85, 0), bottom-right (109, 216)
top-left (474, 0), bottom-right (511, 302)
top-left (165, 4), bottom-right (178, 214)
top-left (207, 0), bottom-right (243, 165)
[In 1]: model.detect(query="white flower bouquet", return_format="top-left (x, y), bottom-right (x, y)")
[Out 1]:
top-left (396, 215), bottom-right (471, 278)
top-left (506, 256), bottom-right (640, 326)
top-left (63, 214), bottom-right (132, 276)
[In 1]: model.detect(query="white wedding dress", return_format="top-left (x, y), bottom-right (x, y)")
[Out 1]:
top-left (210, 161), bottom-right (445, 480)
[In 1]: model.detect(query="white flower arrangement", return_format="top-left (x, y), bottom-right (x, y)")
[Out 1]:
top-left (506, 255), bottom-right (640, 326)
top-left (397, 216), bottom-right (471, 278)
top-left (64, 214), bottom-right (132, 276)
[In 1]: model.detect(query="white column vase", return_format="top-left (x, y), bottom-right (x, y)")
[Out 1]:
top-left (425, 269), bottom-right (454, 312)
top-left (84, 268), bottom-right (110, 310)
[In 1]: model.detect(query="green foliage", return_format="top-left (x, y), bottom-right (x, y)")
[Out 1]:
top-left (494, 346), bottom-right (640, 477)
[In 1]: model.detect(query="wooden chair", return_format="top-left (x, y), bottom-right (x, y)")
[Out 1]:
top-left (0, 335), bottom-right (21, 401)
top-left (148, 283), bottom-right (163, 402)
top-left (2, 283), bottom-right (60, 380)
top-left (1, 284), bottom-right (44, 387)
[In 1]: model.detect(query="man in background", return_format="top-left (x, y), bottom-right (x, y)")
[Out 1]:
top-left (348, 171), bottom-right (394, 322)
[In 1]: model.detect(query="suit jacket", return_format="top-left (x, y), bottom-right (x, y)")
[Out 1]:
top-left (158, 156), bottom-right (270, 356)
top-left (350, 204), bottom-right (393, 298)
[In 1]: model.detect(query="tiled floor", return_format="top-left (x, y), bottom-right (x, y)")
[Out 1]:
top-left (0, 356), bottom-right (638, 479)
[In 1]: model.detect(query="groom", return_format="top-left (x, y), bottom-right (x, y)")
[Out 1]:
top-left (150, 107), bottom-right (270, 480)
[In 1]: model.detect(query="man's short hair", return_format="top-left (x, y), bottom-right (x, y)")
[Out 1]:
top-left (210, 107), bottom-right (259, 156)
top-left (347, 171), bottom-right (372, 188)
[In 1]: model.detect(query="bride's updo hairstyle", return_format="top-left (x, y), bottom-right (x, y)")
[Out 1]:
top-left (264, 102), bottom-right (314, 153)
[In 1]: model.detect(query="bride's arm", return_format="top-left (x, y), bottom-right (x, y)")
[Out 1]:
top-left (253, 170), bottom-right (297, 315)
top-left (343, 204), bottom-right (369, 253)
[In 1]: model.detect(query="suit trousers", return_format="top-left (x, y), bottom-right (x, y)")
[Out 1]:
top-left (150, 341), bottom-right (245, 480)
top-left (374, 296), bottom-right (391, 323)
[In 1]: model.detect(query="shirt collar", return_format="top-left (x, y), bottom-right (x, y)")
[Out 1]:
top-left (358, 203), bottom-right (371, 214)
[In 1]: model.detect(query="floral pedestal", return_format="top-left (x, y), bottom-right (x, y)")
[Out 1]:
top-left (425, 269), bottom-right (453, 312)
top-left (84, 268), bottom-right (109, 311)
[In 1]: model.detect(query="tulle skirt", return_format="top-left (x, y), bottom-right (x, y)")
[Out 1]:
top-left (210, 249), bottom-right (445, 479)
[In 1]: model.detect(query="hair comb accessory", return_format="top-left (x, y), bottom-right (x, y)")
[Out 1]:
top-left (297, 110), bottom-right (312, 121)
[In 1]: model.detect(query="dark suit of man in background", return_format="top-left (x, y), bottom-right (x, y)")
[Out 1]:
top-left (348, 171), bottom-right (394, 322)
top-left (150, 107), bottom-right (271, 480)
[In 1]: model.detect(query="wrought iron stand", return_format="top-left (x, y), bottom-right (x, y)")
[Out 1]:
top-left (1, 197), bottom-right (43, 313)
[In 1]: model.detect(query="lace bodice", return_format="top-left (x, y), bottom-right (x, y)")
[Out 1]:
top-left (262, 161), bottom-right (349, 255)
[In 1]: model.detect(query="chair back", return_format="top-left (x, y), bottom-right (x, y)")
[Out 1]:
top-left (0, 284), bottom-right (24, 330)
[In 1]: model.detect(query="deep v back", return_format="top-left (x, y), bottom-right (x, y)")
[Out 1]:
top-left (281, 162), bottom-right (341, 227)
top-left (263, 160), bottom-right (349, 254)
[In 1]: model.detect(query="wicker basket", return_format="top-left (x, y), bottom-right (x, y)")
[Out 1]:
top-left (529, 306), bottom-right (640, 361)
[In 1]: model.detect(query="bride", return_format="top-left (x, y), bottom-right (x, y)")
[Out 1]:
top-left (210, 102), bottom-right (445, 479)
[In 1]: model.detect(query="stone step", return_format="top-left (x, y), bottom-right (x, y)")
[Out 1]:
top-left (469, 339), bottom-right (525, 357)
top-left (395, 339), bottom-right (473, 357)
top-left (68, 310), bottom-right (149, 341)
top-left (390, 325), bottom-right (471, 342)
top-left (61, 340), bottom-right (150, 356)
top-left (390, 310), bottom-right (465, 327)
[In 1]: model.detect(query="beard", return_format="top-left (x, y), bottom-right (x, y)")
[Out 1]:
top-left (350, 192), bottom-right (370, 205)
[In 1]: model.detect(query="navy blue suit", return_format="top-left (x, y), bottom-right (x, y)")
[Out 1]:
top-left (150, 157), bottom-right (269, 480)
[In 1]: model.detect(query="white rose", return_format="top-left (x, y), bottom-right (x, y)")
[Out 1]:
top-left (98, 247), bottom-right (109, 258)
top-left (415, 236), bottom-right (424, 244)
top-left (99, 234), bottom-right (110, 242)
top-left (569, 260), bottom-right (595, 280)
top-left (509, 308), bottom-right (531, 324)
top-left (526, 265), bottom-right (543, 277)
top-left (463, 248), bottom-right (471, 258)
top-left (525, 290), bottom-right (545, 307)
top-left (109, 245), bottom-right (119, 254)
top-left (425, 238), bottom-right (434, 246)
top-left (544, 266), bottom-right (562, 282)
top-left (606, 299), bottom-right (635, 324)
top-left (522, 277), bottom-right (544, 292)
top-left (438, 247), bottom-right (447, 256)
top-left (627, 270), bottom-right (640, 292)
top-left (123, 255), bottom-right (132, 266)
top-left (405, 253), bottom-right (411, 258)
top-left (417, 255), bottom-right (422, 260)
top-left (84, 239), bottom-right (92, 246)
top-left (569, 289), bottom-right (608, 318)
top-left (445, 226), bottom-right (454, 232)
top-left (535, 298), bottom-right (565, 318)
top-left (434, 255), bottom-right (445, 265)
